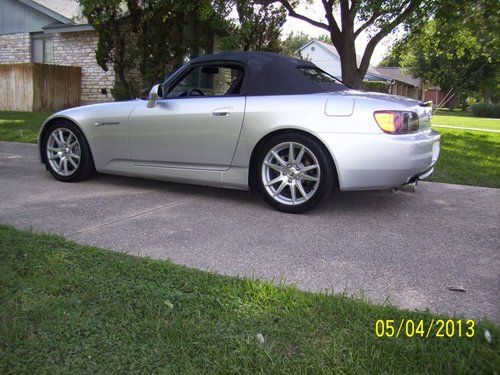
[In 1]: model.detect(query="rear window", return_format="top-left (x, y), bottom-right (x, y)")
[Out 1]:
top-left (298, 67), bottom-right (345, 87)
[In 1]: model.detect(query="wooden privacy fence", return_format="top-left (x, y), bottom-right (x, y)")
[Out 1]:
top-left (0, 63), bottom-right (81, 112)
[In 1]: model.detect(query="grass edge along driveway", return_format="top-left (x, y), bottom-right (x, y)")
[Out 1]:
top-left (0, 225), bottom-right (498, 373)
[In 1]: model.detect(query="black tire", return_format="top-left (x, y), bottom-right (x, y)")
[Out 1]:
top-left (42, 120), bottom-right (94, 182)
top-left (255, 133), bottom-right (335, 213)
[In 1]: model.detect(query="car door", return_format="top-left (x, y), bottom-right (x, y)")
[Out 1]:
top-left (128, 63), bottom-right (246, 171)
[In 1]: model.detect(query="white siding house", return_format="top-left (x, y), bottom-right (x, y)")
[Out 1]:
top-left (299, 40), bottom-right (389, 82)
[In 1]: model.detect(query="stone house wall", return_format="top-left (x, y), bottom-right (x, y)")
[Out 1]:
top-left (0, 33), bottom-right (31, 63)
top-left (0, 30), bottom-right (115, 104)
top-left (52, 30), bottom-right (115, 104)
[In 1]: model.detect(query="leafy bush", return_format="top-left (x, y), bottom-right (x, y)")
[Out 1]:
top-left (466, 97), bottom-right (477, 107)
top-left (361, 81), bottom-right (389, 93)
top-left (111, 81), bottom-right (141, 101)
top-left (470, 102), bottom-right (500, 118)
top-left (110, 85), bottom-right (132, 101)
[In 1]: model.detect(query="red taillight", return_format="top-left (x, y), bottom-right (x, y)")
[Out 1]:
top-left (374, 111), bottom-right (419, 134)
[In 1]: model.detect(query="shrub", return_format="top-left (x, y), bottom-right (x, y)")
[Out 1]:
top-left (361, 81), bottom-right (389, 93)
top-left (466, 97), bottom-right (477, 107)
top-left (111, 81), bottom-right (141, 101)
top-left (470, 102), bottom-right (500, 118)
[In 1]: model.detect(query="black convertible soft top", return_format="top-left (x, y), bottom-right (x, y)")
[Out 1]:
top-left (165, 51), bottom-right (347, 96)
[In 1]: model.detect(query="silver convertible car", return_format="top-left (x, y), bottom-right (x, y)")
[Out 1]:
top-left (39, 51), bottom-right (440, 213)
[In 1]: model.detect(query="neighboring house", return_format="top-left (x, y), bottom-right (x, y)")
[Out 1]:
top-left (374, 66), bottom-right (423, 100)
top-left (299, 39), bottom-right (390, 82)
top-left (0, 0), bottom-right (114, 104)
top-left (373, 67), bottom-right (456, 106)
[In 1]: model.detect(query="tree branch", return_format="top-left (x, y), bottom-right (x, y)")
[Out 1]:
top-left (347, 0), bottom-right (357, 24)
top-left (339, 0), bottom-right (350, 29)
top-left (353, 11), bottom-right (380, 38)
top-left (320, 0), bottom-right (342, 47)
top-left (276, 0), bottom-right (331, 32)
top-left (358, 0), bottom-right (422, 75)
top-left (339, 0), bottom-right (356, 34)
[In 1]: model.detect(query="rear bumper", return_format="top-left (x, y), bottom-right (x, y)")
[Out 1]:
top-left (407, 165), bottom-right (435, 183)
top-left (318, 129), bottom-right (441, 191)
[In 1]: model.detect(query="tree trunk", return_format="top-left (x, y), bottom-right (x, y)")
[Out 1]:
top-left (338, 33), bottom-right (363, 89)
top-left (340, 60), bottom-right (363, 89)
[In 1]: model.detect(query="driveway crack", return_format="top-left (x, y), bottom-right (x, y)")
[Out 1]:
top-left (65, 195), bottom-right (200, 238)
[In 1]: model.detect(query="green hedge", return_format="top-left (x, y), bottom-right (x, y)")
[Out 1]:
top-left (361, 81), bottom-right (389, 93)
top-left (470, 102), bottom-right (500, 118)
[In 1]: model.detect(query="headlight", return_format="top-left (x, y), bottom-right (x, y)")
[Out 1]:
top-left (373, 111), bottom-right (419, 134)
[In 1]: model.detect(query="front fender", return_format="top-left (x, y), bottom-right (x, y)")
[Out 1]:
top-left (38, 113), bottom-right (91, 164)
top-left (38, 100), bottom-right (142, 169)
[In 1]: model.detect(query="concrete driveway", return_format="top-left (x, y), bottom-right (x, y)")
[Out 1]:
top-left (1, 141), bottom-right (499, 321)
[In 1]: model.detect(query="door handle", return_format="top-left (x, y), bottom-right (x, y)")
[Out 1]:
top-left (212, 111), bottom-right (230, 117)
top-left (212, 107), bottom-right (232, 117)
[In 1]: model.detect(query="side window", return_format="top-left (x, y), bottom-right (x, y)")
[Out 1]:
top-left (166, 65), bottom-right (244, 98)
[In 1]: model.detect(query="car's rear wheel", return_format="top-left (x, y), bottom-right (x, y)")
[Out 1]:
top-left (43, 120), bottom-right (94, 182)
top-left (256, 133), bottom-right (334, 213)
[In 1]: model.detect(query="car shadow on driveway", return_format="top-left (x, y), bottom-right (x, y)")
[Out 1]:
top-left (85, 171), bottom-right (406, 215)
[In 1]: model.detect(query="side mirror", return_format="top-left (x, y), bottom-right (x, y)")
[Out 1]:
top-left (147, 84), bottom-right (163, 108)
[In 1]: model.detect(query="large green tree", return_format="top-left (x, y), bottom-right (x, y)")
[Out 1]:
top-left (78, 0), bottom-right (137, 98)
top-left (265, 0), bottom-right (432, 88)
top-left (434, 0), bottom-right (499, 104)
top-left (381, 0), bottom-right (499, 107)
top-left (280, 31), bottom-right (311, 56)
top-left (80, 0), bottom-right (229, 98)
top-left (220, 1), bottom-right (287, 52)
top-left (403, 22), bottom-right (485, 109)
top-left (378, 43), bottom-right (405, 67)
top-left (130, 0), bottom-right (231, 88)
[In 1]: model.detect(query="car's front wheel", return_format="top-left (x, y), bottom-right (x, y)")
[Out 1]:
top-left (42, 120), bottom-right (94, 182)
top-left (256, 133), bottom-right (334, 213)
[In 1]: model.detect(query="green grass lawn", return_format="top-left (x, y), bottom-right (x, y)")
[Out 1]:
top-left (433, 109), bottom-right (500, 131)
top-left (0, 110), bottom-right (499, 188)
top-left (0, 225), bottom-right (498, 373)
top-left (430, 128), bottom-right (500, 188)
top-left (0, 111), bottom-right (51, 143)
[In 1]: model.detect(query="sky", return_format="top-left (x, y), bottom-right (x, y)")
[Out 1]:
top-left (280, 1), bottom-right (400, 65)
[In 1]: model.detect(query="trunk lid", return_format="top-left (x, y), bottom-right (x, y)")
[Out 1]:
top-left (341, 90), bottom-right (433, 132)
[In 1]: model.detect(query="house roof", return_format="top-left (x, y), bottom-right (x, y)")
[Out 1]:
top-left (374, 67), bottom-right (421, 87)
top-left (30, 0), bottom-right (83, 22)
top-left (42, 23), bottom-right (94, 34)
top-left (17, 0), bottom-right (93, 33)
top-left (300, 39), bottom-right (390, 82)
top-left (1, 0), bottom-right (94, 35)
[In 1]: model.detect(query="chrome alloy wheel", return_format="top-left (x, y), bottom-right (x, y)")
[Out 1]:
top-left (261, 142), bottom-right (321, 206)
top-left (46, 128), bottom-right (81, 176)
